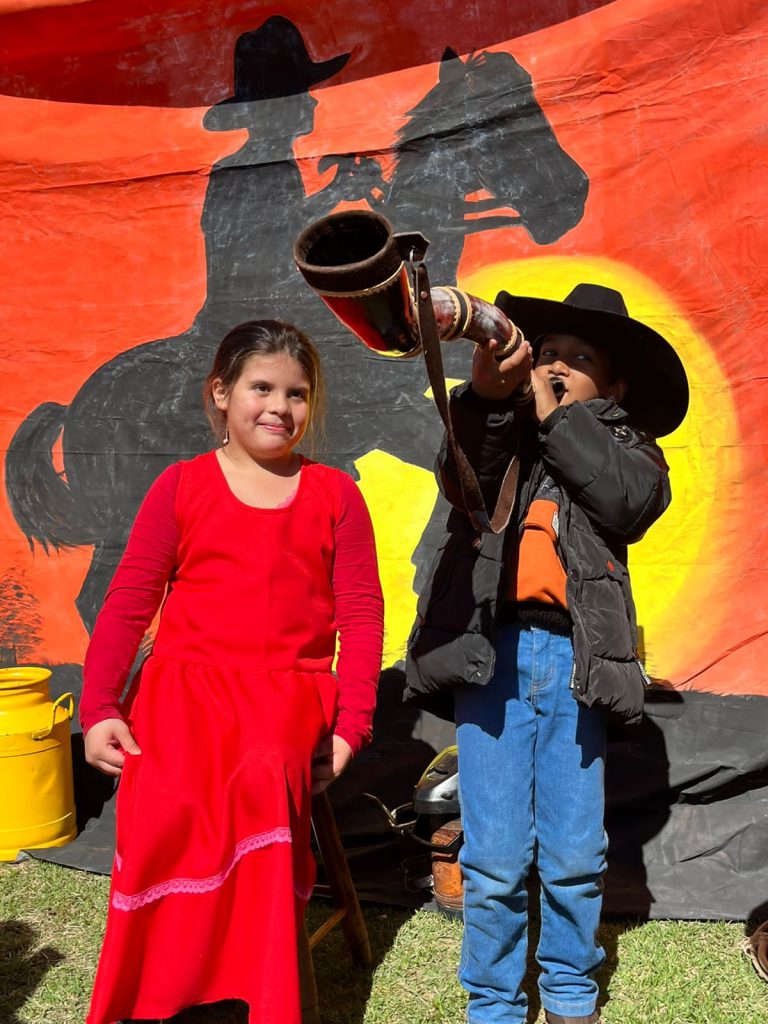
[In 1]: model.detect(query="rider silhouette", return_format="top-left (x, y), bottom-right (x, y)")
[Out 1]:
top-left (200, 17), bottom-right (351, 324)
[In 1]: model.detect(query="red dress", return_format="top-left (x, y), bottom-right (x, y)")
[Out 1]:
top-left (80, 452), bottom-right (384, 1024)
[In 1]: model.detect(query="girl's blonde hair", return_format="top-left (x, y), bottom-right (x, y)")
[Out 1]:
top-left (203, 320), bottom-right (326, 453)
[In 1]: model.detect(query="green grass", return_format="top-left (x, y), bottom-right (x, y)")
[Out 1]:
top-left (1, 859), bottom-right (766, 1024)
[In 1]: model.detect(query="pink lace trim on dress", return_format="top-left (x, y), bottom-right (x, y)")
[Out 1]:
top-left (112, 825), bottom-right (293, 911)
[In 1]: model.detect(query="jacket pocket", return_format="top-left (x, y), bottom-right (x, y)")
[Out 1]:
top-left (577, 558), bottom-right (637, 662)
top-left (577, 652), bottom-right (646, 725)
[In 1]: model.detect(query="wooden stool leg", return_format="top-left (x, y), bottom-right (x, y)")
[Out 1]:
top-left (298, 920), bottom-right (321, 1024)
top-left (311, 790), bottom-right (372, 966)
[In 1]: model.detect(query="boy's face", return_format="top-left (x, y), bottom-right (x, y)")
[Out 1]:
top-left (534, 333), bottom-right (626, 406)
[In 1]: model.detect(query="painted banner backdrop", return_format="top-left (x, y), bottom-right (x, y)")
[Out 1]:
top-left (0, 0), bottom-right (766, 918)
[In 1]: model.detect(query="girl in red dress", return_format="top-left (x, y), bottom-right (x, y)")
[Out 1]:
top-left (80, 320), bottom-right (384, 1024)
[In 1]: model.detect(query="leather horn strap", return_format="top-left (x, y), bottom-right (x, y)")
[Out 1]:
top-left (414, 262), bottom-right (520, 535)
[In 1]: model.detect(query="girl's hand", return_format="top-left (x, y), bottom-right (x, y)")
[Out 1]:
top-left (530, 365), bottom-right (562, 423)
top-left (84, 718), bottom-right (142, 777)
top-left (311, 734), bottom-right (354, 794)
top-left (471, 337), bottom-right (533, 401)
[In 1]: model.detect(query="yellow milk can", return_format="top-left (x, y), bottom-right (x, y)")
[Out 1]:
top-left (0, 666), bottom-right (77, 861)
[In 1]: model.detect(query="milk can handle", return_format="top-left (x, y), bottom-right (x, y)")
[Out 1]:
top-left (32, 692), bottom-right (75, 741)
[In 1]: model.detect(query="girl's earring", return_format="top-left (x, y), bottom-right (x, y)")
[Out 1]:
top-left (222, 427), bottom-right (230, 446)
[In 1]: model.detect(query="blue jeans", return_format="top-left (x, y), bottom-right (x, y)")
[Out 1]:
top-left (455, 624), bottom-right (607, 1022)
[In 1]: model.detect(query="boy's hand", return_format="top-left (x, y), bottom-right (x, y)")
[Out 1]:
top-left (530, 365), bottom-right (562, 423)
top-left (84, 718), bottom-right (142, 777)
top-left (471, 337), bottom-right (532, 401)
top-left (311, 733), bottom-right (354, 794)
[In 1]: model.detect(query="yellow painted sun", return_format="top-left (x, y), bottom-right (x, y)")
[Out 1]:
top-left (354, 449), bottom-right (438, 668)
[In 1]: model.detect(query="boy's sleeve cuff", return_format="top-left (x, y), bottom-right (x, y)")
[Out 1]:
top-left (538, 405), bottom-right (569, 435)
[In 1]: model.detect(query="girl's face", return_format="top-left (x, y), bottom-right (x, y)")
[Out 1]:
top-left (213, 352), bottom-right (311, 463)
top-left (534, 333), bottom-right (626, 406)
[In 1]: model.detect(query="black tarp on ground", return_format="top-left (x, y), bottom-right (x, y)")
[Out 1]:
top-left (33, 666), bottom-right (768, 923)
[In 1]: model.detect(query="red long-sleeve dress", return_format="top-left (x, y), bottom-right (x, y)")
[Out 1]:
top-left (80, 451), bottom-right (384, 1024)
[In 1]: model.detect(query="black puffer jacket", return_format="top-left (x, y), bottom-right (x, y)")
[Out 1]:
top-left (404, 383), bottom-right (671, 725)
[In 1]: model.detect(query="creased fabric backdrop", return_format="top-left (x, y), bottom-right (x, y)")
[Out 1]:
top-left (0, 0), bottom-right (766, 920)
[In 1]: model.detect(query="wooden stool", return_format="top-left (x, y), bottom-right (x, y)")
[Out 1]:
top-left (298, 922), bottom-right (321, 1024)
top-left (299, 790), bottom-right (372, 1023)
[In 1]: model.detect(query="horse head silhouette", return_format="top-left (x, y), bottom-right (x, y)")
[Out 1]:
top-left (377, 47), bottom-right (589, 283)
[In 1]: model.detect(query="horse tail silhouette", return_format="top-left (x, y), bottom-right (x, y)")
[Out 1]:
top-left (5, 402), bottom-right (97, 551)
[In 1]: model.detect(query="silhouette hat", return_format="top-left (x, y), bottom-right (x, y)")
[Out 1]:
top-left (494, 283), bottom-right (689, 437)
top-left (204, 17), bottom-right (350, 131)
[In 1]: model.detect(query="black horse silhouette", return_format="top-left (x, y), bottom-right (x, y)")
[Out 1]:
top-left (5, 25), bottom-right (588, 633)
top-left (377, 48), bottom-right (588, 284)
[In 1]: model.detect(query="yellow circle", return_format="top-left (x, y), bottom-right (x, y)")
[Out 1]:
top-left (461, 257), bottom-right (743, 683)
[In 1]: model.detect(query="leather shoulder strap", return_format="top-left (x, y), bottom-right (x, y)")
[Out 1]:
top-left (414, 263), bottom-right (519, 534)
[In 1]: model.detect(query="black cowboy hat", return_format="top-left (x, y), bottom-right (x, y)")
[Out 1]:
top-left (494, 283), bottom-right (689, 437)
top-left (204, 17), bottom-right (350, 131)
